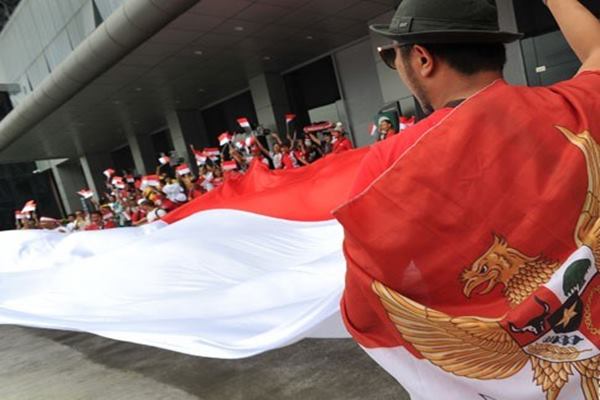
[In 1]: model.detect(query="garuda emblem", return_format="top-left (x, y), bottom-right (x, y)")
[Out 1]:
top-left (373, 127), bottom-right (600, 400)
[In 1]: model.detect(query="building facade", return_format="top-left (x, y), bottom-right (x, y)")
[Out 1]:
top-left (0, 0), bottom-right (596, 228)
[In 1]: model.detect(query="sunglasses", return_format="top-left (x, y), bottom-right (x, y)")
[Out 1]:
top-left (377, 43), bottom-right (413, 70)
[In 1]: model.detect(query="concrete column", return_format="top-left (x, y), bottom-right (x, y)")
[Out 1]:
top-left (249, 73), bottom-right (290, 135)
top-left (166, 109), bottom-right (210, 169)
top-left (50, 160), bottom-right (88, 214)
top-left (497, 0), bottom-right (528, 85)
top-left (125, 129), bottom-right (156, 176)
top-left (80, 153), bottom-right (113, 201)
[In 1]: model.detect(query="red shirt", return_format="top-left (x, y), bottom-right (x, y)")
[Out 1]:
top-left (84, 220), bottom-right (115, 231)
top-left (332, 137), bottom-right (353, 154)
top-left (282, 152), bottom-right (295, 169)
top-left (349, 108), bottom-right (452, 197)
top-left (293, 150), bottom-right (305, 164)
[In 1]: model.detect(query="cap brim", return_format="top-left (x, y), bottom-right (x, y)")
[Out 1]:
top-left (370, 24), bottom-right (523, 44)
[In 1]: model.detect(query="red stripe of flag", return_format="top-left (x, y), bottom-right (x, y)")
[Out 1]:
top-left (237, 118), bottom-right (251, 129)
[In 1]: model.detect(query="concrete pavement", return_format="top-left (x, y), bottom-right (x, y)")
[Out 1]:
top-left (0, 326), bottom-right (409, 399)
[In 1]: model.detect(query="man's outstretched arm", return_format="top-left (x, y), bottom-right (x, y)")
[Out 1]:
top-left (547, 0), bottom-right (600, 72)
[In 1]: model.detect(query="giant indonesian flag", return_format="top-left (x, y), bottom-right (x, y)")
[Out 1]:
top-left (335, 73), bottom-right (600, 400)
top-left (0, 149), bottom-right (366, 359)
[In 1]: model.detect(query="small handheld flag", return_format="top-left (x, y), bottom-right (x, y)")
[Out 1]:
top-left (125, 175), bottom-right (135, 184)
top-left (141, 175), bottom-right (161, 189)
top-left (285, 114), bottom-right (296, 124)
top-left (158, 155), bottom-right (171, 165)
top-left (103, 168), bottom-right (115, 178)
top-left (193, 150), bottom-right (207, 166)
top-left (176, 164), bottom-right (191, 176)
top-left (369, 123), bottom-right (378, 137)
top-left (77, 189), bottom-right (94, 199)
top-left (204, 148), bottom-right (220, 159)
top-left (111, 176), bottom-right (126, 190)
top-left (22, 200), bottom-right (37, 213)
top-left (222, 160), bottom-right (237, 172)
top-left (218, 132), bottom-right (233, 146)
top-left (237, 118), bottom-right (251, 130)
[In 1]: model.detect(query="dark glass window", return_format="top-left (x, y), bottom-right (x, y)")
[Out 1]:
top-left (513, 0), bottom-right (600, 38)
top-left (284, 56), bottom-right (342, 129)
top-left (202, 91), bottom-right (258, 143)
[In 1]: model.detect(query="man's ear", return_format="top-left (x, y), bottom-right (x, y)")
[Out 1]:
top-left (412, 45), bottom-right (435, 78)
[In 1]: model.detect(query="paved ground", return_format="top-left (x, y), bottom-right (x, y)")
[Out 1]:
top-left (0, 326), bottom-right (409, 400)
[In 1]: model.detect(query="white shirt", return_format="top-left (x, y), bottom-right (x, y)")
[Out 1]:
top-left (271, 152), bottom-right (283, 169)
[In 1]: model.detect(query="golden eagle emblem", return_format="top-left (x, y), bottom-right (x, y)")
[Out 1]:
top-left (373, 127), bottom-right (600, 400)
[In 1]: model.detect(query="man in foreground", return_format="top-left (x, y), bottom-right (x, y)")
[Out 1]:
top-left (335, 0), bottom-right (600, 399)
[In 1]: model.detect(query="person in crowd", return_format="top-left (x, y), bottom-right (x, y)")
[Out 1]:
top-left (292, 140), bottom-right (308, 167)
top-left (377, 116), bottom-right (397, 141)
top-left (85, 211), bottom-right (115, 231)
top-left (161, 178), bottom-right (188, 211)
top-left (74, 211), bottom-right (88, 231)
top-left (308, 131), bottom-right (333, 155)
top-left (304, 136), bottom-right (323, 163)
top-left (212, 167), bottom-right (225, 188)
top-left (184, 175), bottom-right (205, 200)
top-left (280, 140), bottom-right (296, 169)
top-left (65, 214), bottom-right (78, 232)
top-left (128, 199), bottom-right (146, 226)
top-left (331, 123), bottom-right (354, 154)
top-left (134, 200), bottom-right (167, 225)
top-left (39, 217), bottom-right (62, 231)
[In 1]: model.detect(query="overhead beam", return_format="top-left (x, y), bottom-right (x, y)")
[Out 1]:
top-left (0, 0), bottom-right (200, 155)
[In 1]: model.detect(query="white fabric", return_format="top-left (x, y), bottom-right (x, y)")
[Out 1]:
top-left (0, 210), bottom-right (349, 358)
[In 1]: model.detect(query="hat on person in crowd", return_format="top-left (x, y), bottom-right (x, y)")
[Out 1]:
top-left (370, 0), bottom-right (522, 44)
top-left (378, 116), bottom-right (392, 126)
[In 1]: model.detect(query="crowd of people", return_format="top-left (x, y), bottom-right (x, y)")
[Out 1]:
top-left (14, 115), bottom-right (411, 232)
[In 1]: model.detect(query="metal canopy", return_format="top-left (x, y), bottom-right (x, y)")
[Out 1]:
top-left (0, 0), bottom-right (394, 162)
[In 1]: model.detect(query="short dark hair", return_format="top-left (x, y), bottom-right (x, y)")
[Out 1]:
top-left (402, 43), bottom-right (506, 75)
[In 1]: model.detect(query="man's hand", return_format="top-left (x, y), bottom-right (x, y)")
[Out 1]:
top-left (547, 0), bottom-right (600, 72)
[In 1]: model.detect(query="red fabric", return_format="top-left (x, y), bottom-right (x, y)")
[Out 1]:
top-left (161, 199), bottom-right (178, 212)
top-left (84, 223), bottom-right (101, 231)
top-left (189, 187), bottom-right (204, 199)
top-left (350, 108), bottom-right (452, 197)
top-left (281, 152), bottom-right (295, 169)
top-left (293, 150), bottom-right (305, 164)
top-left (213, 177), bottom-right (224, 188)
top-left (335, 73), bottom-right (600, 350)
top-left (332, 137), bottom-right (353, 154)
top-left (163, 147), bottom-right (369, 224)
top-left (103, 220), bottom-right (116, 229)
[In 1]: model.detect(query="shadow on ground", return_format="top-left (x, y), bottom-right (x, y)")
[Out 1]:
top-left (0, 326), bottom-right (409, 400)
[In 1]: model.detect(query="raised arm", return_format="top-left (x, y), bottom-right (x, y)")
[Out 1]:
top-left (270, 132), bottom-right (283, 146)
top-left (547, 0), bottom-right (600, 72)
top-left (253, 134), bottom-right (269, 156)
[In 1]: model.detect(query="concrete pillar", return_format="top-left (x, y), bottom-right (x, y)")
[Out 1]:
top-left (249, 73), bottom-right (290, 135)
top-left (166, 109), bottom-right (210, 169)
top-left (80, 153), bottom-right (113, 202)
top-left (50, 160), bottom-right (88, 214)
top-left (497, 0), bottom-right (528, 85)
top-left (125, 129), bottom-right (156, 176)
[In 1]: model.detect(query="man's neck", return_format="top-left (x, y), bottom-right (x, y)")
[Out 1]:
top-left (431, 71), bottom-right (503, 110)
